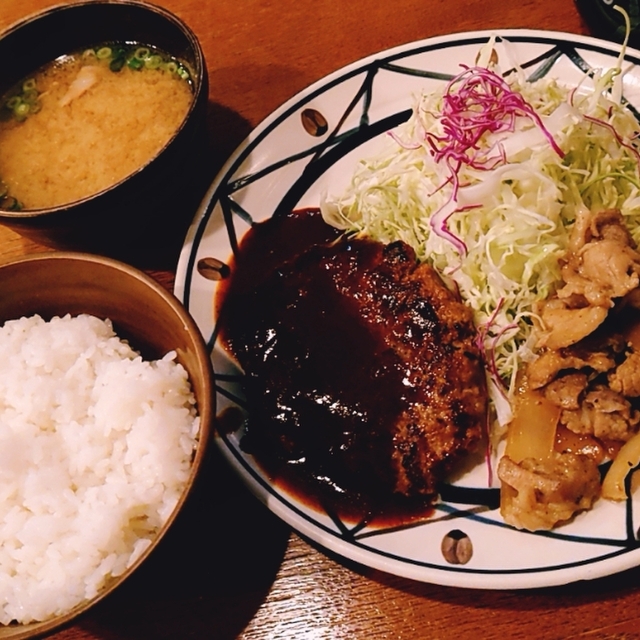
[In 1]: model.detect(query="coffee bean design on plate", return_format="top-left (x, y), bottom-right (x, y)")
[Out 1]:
top-left (301, 108), bottom-right (328, 136)
top-left (197, 257), bottom-right (230, 281)
top-left (441, 529), bottom-right (473, 565)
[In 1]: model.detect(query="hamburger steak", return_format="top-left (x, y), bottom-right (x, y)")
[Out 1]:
top-left (219, 220), bottom-right (487, 518)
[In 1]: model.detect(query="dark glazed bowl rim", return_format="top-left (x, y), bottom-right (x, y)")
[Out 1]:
top-left (0, 0), bottom-right (207, 220)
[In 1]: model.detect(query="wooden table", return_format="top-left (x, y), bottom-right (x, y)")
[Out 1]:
top-left (2, 1), bottom-right (638, 639)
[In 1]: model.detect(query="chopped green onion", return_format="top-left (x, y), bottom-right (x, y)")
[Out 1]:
top-left (85, 43), bottom-right (190, 80)
top-left (0, 180), bottom-right (20, 210)
top-left (1, 43), bottom-right (190, 127)
top-left (144, 55), bottom-right (162, 70)
top-left (109, 57), bottom-right (126, 72)
top-left (0, 196), bottom-right (22, 211)
top-left (134, 47), bottom-right (150, 60)
top-left (13, 102), bottom-right (29, 119)
top-left (130, 57), bottom-right (144, 69)
top-left (127, 57), bottom-right (144, 70)
top-left (22, 89), bottom-right (38, 105)
top-left (5, 96), bottom-right (20, 110)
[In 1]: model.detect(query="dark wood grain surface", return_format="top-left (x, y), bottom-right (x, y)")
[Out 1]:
top-left (2, 1), bottom-right (636, 639)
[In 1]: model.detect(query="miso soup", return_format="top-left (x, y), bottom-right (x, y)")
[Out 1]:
top-left (0, 43), bottom-right (194, 210)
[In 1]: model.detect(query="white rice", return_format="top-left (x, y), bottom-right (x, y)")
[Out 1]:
top-left (0, 313), bottom-right (200, 624)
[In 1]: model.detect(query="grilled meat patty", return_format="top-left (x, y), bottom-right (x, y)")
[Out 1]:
top-left (223, 236), bottom-right (487, 509)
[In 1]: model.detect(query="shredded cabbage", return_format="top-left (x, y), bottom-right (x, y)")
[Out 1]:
top-left (321, 38), bottom-right (640, 432)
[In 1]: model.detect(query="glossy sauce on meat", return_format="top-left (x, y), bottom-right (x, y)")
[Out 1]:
top-left (216, 209), bottom-right (486, 526)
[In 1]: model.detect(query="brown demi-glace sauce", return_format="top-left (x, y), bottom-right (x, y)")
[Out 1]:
top-left (215, 209), bottom-right (440, 527)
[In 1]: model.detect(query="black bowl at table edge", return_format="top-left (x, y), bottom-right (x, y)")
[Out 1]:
top-left (574, 0), bottom-right (640, 47)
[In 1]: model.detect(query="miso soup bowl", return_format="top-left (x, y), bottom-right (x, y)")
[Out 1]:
top-left (0, 251), bottom-right (214, 639)
top-left (0, 0), bottom-right (208, 253)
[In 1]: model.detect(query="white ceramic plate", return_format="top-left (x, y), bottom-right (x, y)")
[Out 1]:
top-left (175, 29), bottom-right (640, 589)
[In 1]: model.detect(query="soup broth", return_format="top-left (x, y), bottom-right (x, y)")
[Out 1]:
top-left (0, 44), bottom-right (194, 210)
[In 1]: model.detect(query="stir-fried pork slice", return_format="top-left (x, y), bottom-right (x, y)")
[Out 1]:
top-left (558, 209), bottom-right (640, 307)
top-left (565, 207), bottom-right (620, 254)
top-left (526, 336), bottom-right (623, 389)
top-left (609, 349), bottom-right (640, 397)
top-left (544, 373), bottom-right (588, 410)
top-left (535, 300), bottom-right (608, 350)
top-left (559, 385), bottom-right (640, 442)
top-left (534, 209), bottom-right (640, 351)
top-left (498, 452), bottom-right (601, 530)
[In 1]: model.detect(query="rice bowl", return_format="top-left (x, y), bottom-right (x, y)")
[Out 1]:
top-left (0, 313), bottom-right (198, 624)
top-left (0, 252), bottom-right (213, 638)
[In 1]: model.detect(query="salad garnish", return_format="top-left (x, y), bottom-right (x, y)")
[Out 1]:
top-left (426, 63), bottom-right (564, 256)
top-left (321, 26), bottom-right (640, 440)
